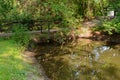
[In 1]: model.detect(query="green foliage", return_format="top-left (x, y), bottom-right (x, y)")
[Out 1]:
top-left (40, 0), bottom-right (77, 27)
top-left (11, 24), bottom-right (30, 46)
top-left (73, 0), bottom-right (108, 19)
top-left (108, 0), bottom-right (120, 9)
top-left (0, 0), bottom-right (12, 18)
top-left (0, 0), bottom-right (18, 19)
top-left (0, 0), bottom-right (79, 29)
top-left (1, 0), bottom-right (120, 34)
top-left (93, 18), bottom-right (120, 35)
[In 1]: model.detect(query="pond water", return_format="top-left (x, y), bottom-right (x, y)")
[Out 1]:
top-left (36, 39), bottom-right (120, 80)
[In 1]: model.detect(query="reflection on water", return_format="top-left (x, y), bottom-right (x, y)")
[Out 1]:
top-left (93, 46), bottom-right (110, 61)
top-left (36, 41), bottom-right (120, 80)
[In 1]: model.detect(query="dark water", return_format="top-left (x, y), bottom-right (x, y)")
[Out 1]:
top-left (36, 39), bottom-right (120, 80)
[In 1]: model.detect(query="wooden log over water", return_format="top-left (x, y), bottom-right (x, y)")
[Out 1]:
top-left (0, 29), bottom-right (61, 37)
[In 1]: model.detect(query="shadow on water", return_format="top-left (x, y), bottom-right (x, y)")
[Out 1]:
top-left (35, 40), bottom-right (120, 80)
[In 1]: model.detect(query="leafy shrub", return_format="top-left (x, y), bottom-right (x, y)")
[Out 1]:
top-left (93, 18), bottom-right (120, 35)
top-left (11, 24), bottom-right (30, 47)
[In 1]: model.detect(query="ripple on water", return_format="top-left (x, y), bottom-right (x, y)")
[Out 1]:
top-left (93, 46), bottom-right (110, 61)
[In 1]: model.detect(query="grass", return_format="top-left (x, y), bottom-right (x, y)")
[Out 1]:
top-left (0, 39), bottom-right (37, 80)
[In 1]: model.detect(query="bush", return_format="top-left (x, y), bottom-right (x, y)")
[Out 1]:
top-left (11, 24), bottom-right (30, 47)
top-left (93, 18), bottom-right (120, 35)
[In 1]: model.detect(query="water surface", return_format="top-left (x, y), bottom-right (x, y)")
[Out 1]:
top-left (36, 40), bottom-right (120, 80)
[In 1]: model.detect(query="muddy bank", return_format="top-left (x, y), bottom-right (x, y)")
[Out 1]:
top-left (21, 50), bottom-right (50, 80)
top-left (31, 28), bottom-right (120, 44)
top-left (76, 29), bottom-right (120, 44)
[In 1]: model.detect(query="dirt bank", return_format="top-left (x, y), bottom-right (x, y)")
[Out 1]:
top-left (75, 27), bottom-right (120, 44)
top-left (22, 50), bottom-right (50, 80)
